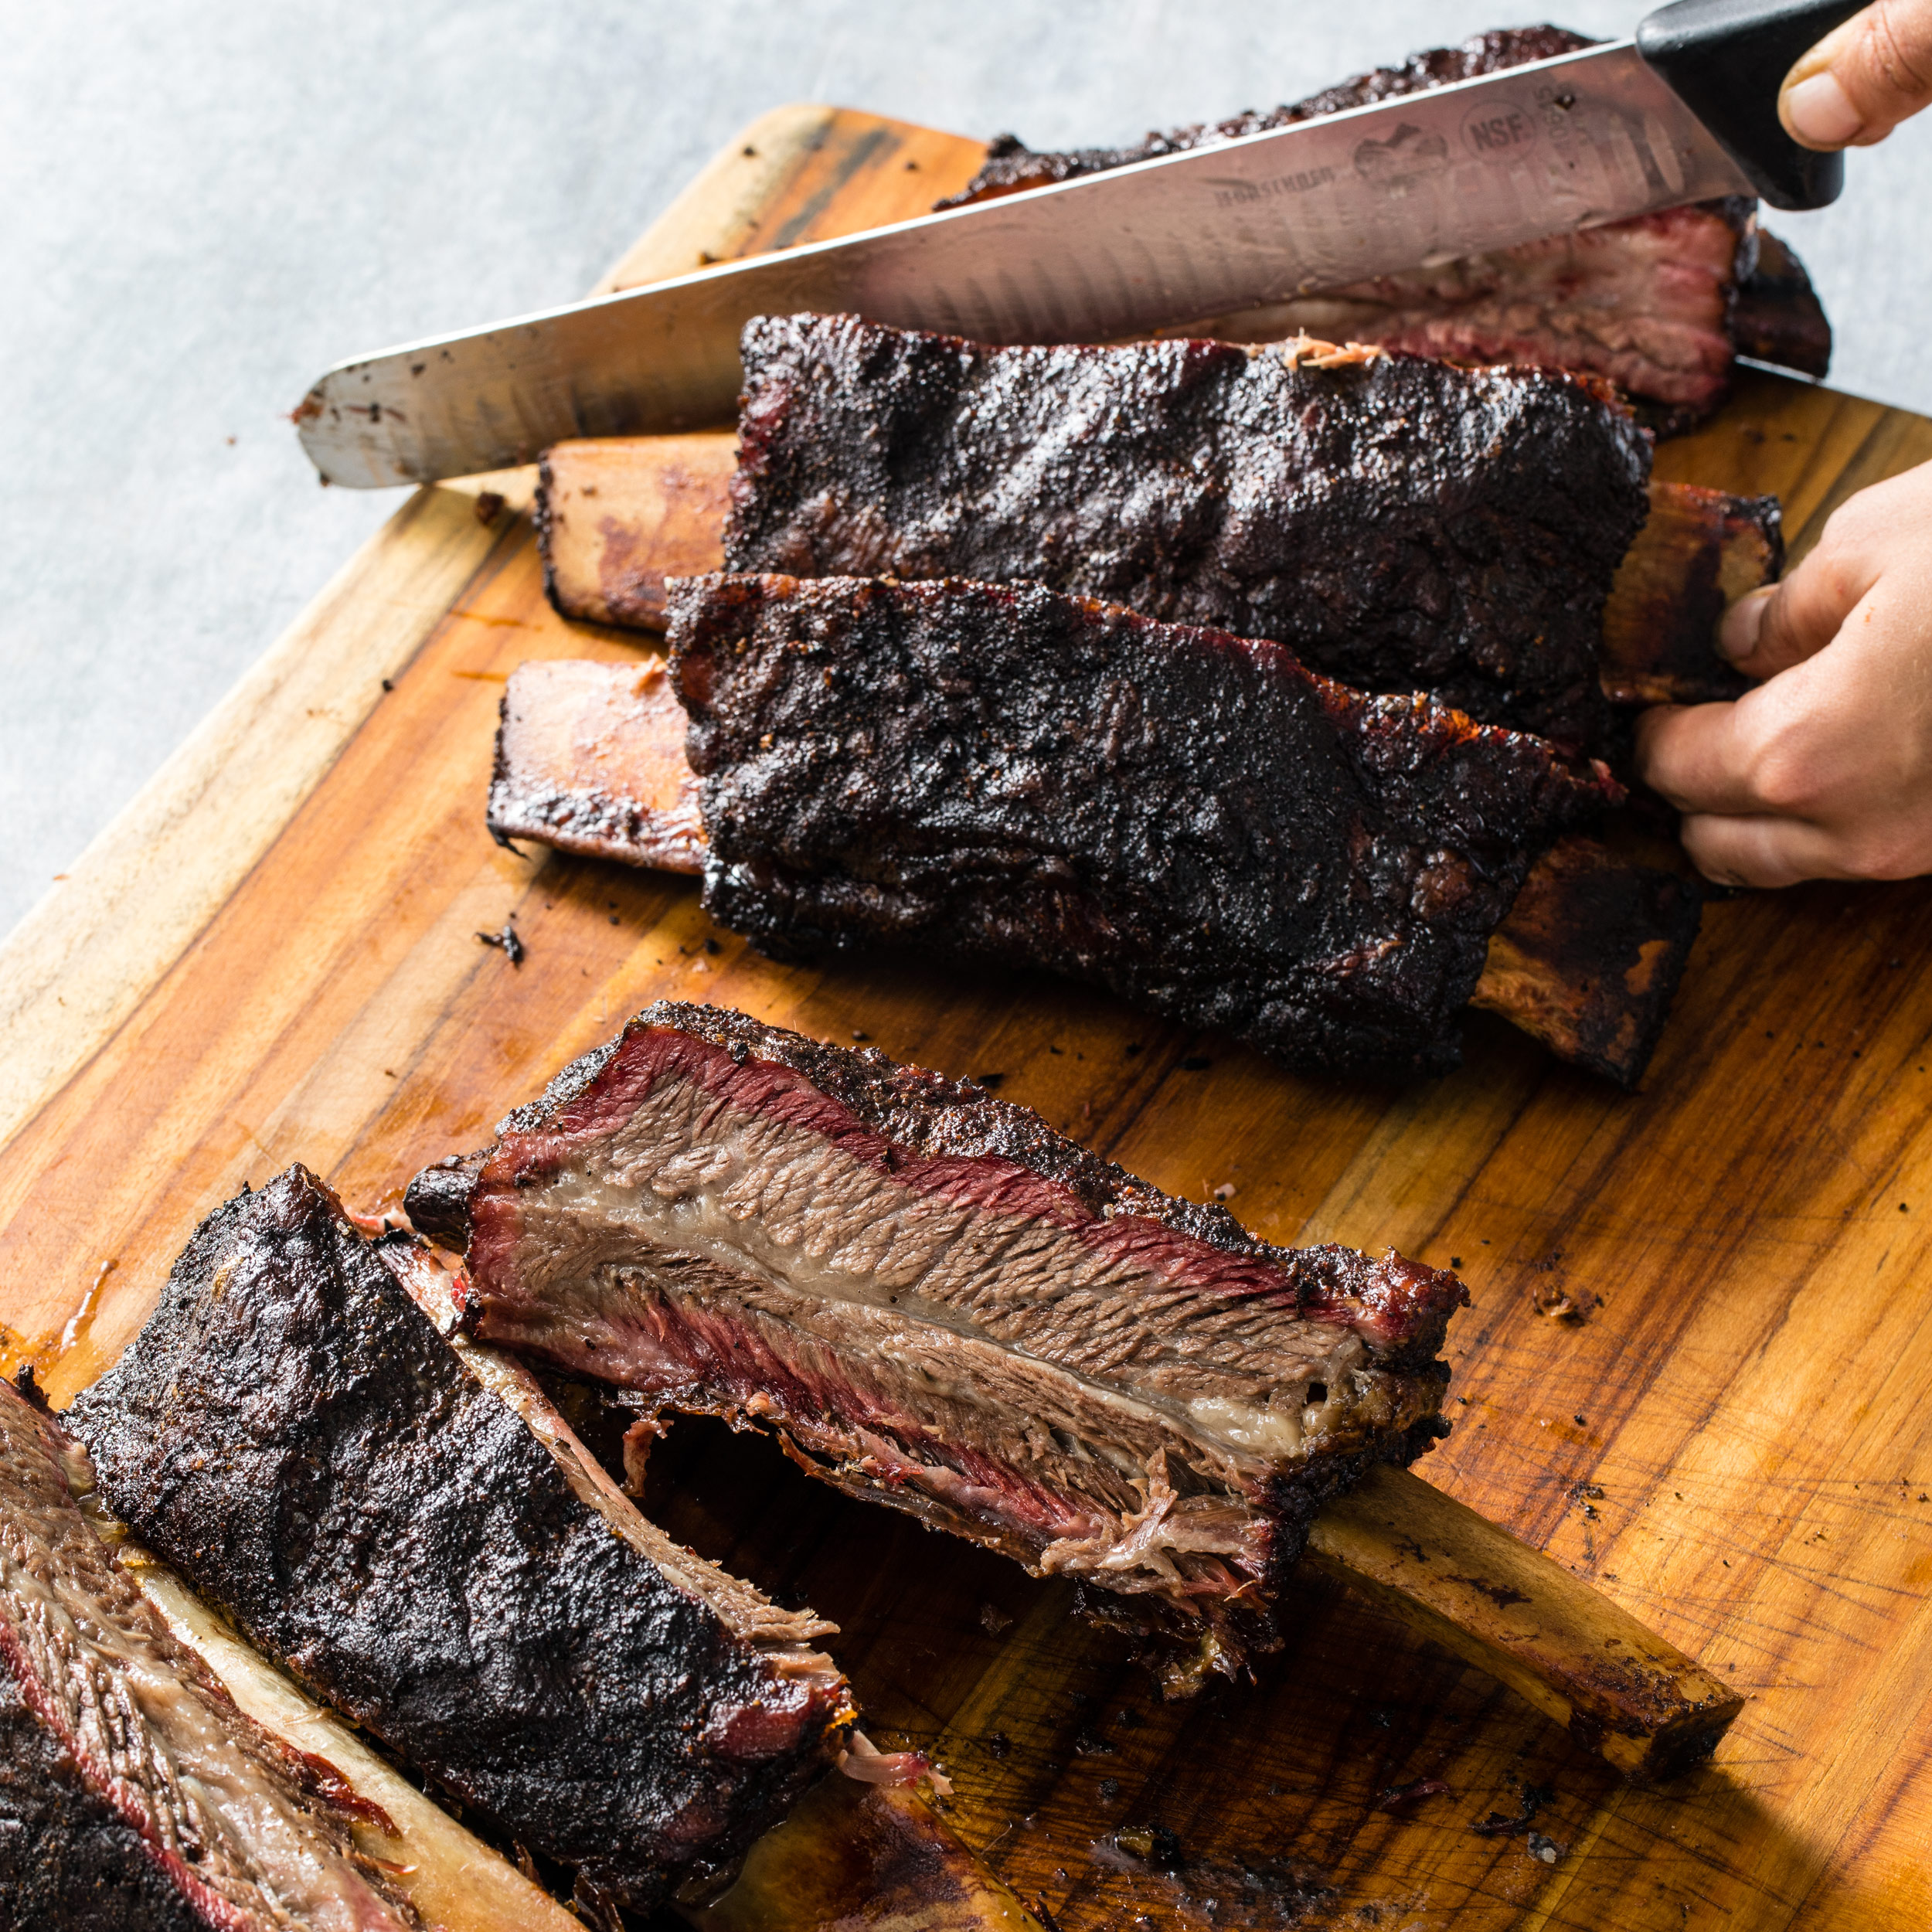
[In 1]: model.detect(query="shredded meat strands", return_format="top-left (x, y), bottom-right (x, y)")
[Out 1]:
top-left (1276, 334), bottom-right (1388, 369)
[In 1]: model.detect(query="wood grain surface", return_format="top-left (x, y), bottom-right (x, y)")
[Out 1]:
top-left (4, 104), bottom-right (1932, 1931)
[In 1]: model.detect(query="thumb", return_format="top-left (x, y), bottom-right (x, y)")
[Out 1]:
top-left (1717, 521), bottom-right (1880, 679)
top-left (1782, 2), bottom-right (1932, 148)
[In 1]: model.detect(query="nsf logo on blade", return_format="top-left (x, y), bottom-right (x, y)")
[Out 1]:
top-left (1460, 98), bottom-right (1539, 160)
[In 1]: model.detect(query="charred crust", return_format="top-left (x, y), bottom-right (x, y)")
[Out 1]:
top-left (724, 317), bottom-right (1650, 748)
top-left (534, 451), bottom-right (563, 621)
top-left (665, 571), bottom-right (1616, 1077)
top-left (68, 1165), bottom-right (849, 1913)
top-left (485, 688), bottom-right (518, 847)
top-left (1732, 232), bottom-right (1833, 380)
top-left (12, 1362), bottom-right (48, 1414)
top-left (402, 1150), bottom-right (489, 1247)
top-left (1477, 838), bottom-right (1703, 1088)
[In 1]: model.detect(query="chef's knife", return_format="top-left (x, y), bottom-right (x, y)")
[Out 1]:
top-left (298, 0), bottom-right (1864, 487)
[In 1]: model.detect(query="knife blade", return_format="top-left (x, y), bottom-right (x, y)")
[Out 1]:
top-left (296, 4), bottom-right (1856, 488)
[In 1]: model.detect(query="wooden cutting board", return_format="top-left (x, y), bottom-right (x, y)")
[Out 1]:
top-left (5, 104), bottom-right (1931, 1932)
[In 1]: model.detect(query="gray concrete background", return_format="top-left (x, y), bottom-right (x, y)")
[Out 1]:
top-left (4, 2), bottom-right (1927, 941)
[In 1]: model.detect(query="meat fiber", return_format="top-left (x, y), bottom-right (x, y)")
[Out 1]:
top-left (405, 1002), bottom-right (1468, 1674)
top-left (67, 1166), bottom-right (854, 1918)
top-left (666, 570), bottom-right (1619, 1078)
top-left (0, 1378), bottom-right (418, 1932)
top-left (725, 318), bottom-right (1652, 747)
top-left (940, 27), bottom-right (1832, 419)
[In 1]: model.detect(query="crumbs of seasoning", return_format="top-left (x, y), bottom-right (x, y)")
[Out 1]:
top-left (1124, 1041), bottom-right (1142, 1056)
top-left (704, 937), bottom-right (721, 954)
top-left (1451, 1257), bottom-right (1463, 1268)
top-left (1179, 1056), bottom-right (1212, 1071)
top-left (476, 921), bottom-right (525, 966)
top-left (473, 490), bottom-right (505, 526)
top-left (1098, 1777), bottom-right (1120, 1802)
top-left (380, 678), bottom-right (393, 692)
top-left (977, 1073), bottom-right (1005, 1088)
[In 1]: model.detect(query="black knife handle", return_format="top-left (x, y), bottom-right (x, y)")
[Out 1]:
top-left (1638, 0), bottom-right (1870, 209)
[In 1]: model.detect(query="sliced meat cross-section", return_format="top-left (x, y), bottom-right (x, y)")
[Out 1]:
top-left (0, 1377), bottom-right (420, 1932)
top-left (407, 1002), bottom-right (1470, 1678)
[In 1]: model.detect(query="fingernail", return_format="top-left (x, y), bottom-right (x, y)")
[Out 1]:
top-left (1784, 71), bottom-right (1864, 148)
top-left (1716, 585), bottom-right (1772, 662)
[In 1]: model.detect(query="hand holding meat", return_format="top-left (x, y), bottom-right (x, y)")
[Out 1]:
top-left (1783, 0), bottom-right (1932, 148)
top-left (1635, 461), bottom-right (1932, 886)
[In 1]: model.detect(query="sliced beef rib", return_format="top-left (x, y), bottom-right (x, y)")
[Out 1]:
top-left (938, 26), bottom-right (1831, 420)
top-left (665, 570), bottom-right (1620, 1078)
top-left (406, 1002), bottom-right (1468, 1675)
top-left (0, 1376), bottom-right (419, 1932)
top-left (67, 1165), bottom-right (854, 1917)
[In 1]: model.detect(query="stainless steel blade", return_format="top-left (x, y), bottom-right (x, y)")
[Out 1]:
top-left (298, 40), bottom-right (1751, 487)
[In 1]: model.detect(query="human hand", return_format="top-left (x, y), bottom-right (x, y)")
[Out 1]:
top-left (1781, 0), bottom-right (1932, 148)
top-left (1633, 461), bottom-right (1932, 887)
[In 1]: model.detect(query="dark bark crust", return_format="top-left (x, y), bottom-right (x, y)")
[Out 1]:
top-left (725, 316), bottom-right (1651, 747)
top-left (1730, 231), bottom-right (1834, 379)
top-left (67, 1167), bottom-right (852, 1915)
top-left (666, 573), bottom-right (1618, 1077)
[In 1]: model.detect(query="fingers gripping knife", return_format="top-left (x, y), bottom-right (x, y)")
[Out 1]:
top-left (296, 0), bottom-right (1866, 488)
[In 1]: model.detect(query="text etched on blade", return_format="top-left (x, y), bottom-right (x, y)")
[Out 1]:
top-left (1210, 165), bottom-right (1338, 209)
